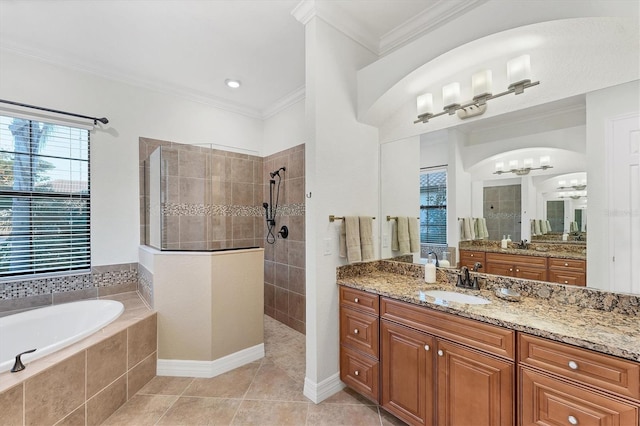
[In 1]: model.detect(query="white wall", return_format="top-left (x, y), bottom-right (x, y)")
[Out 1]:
top-left (586, 80), bottom-right (640, 291)
top-left (302, 17), bottom-right (378, 402)
top-left (0, 51), bottom-right (263, 266)
top-left (380, 136), bottom-right (420, 261)
top-left (263, 99), bottom-right (306, 156)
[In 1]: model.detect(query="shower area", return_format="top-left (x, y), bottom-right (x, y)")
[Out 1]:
top-left (139, 138), bottom-right (306, 333)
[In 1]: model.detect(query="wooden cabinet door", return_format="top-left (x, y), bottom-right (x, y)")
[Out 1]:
top-left (459, 250), bottom-right (486, 269)
top-left (514, 265), bottom-right (547, 281)
top-left (485, 263), bottom-right (515, 277)
top-left (521, 368), bottom-right (639, 426)
top-left (381, 320), bottom-right (435, 426)
top-left (548, 270), bottom-right (586, 286)
top-left (436, 339), bottom-right (514, 426)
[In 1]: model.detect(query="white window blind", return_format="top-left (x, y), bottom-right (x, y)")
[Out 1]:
top-left (420, 169), bottom-right (447, 245)
top-left (0, 115), bottom-right (90, 277)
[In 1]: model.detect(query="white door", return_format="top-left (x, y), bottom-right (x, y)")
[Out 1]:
top-left (608, 113), bottom-right (640, 294)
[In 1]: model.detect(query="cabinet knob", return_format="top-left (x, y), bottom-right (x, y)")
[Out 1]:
top-left (353, 328), bottom-right (359, 334)
top-left (509, 268), bottom-right (513, 272)
top-left (354, 370), bottom-right (360, 376)
top-left (354, 297), bottom-right (359, 303)
top-left (516, 269), bottom-right (520, 272)
top-left (568, 415), bottom-right (578, 425)
top-left (564, 280), bottom-right (569, 284)
top-left (568, 360), bottom-right (578, 370)
top-left (565, 263), bottom-right (569, 267)
top-left (470, 254), bottom-right (474, 257)
top-left (437, 350), bottom-right (444, 357)
top-left (424, 344), bottom-right (430, 351)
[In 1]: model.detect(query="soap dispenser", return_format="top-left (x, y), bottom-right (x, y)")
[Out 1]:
top-left (501, 235), bottom-right (508, 249)
top-left (425, 254), bottom-right (436, 283)
top-left (439, 251), bottom-right (450, 268)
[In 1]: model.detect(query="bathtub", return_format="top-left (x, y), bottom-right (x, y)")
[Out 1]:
top-left (0, 299), bottom-right (124, 373)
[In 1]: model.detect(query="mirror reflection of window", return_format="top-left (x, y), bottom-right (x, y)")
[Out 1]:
top-left (419, 168), bottom-right (447, 257)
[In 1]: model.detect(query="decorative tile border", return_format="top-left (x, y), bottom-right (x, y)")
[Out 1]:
top-left (163, 203), bottom-right (305, 217)
top-left (0, 263), bottom-right (138, 301)
top-left (138, 264), bottom-right (153, 307)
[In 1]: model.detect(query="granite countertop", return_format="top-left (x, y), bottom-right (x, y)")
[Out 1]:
top-left (337, 269), bottom-right (639, 363)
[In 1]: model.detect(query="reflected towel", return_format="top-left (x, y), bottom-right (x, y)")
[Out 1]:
top-left (531, 219), bottom-right (536, 236)
top-left (467, 217), bottom-right (476, 240)
top-left (534, 220), bottom-right (541, 235)
top-left (397, 216), bottom-right (410, 254)
top-left (408, 217), bottom-right (420, 253)
top-left (546, 220), bottom-right (552, 233)
top-left (540, 220), bottom-right (548, 234)
top-left (477, 217), bottom-right (489, 239)
top-left (359, 216), bottom-right (374, 261)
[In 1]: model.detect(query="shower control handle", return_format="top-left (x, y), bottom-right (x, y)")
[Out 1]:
top-left (11, 348), bottom-right (36, 373)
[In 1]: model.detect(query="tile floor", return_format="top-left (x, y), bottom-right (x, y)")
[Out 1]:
top-left (102, 315), bottom-right (405, 425)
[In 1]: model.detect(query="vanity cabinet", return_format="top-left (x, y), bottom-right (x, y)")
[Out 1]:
top-left (339, 286), bottom-right (380, 402)
top-left (548, 257), bottom-right (586, 286)
top-left (519, 333), bottom-right (639, 425)
top-left (380, 297), bottom-right (515, 426)
top-left (485, 252), bottom-right (548, 281)
top-left (458, 249), bottom-right (486, 269)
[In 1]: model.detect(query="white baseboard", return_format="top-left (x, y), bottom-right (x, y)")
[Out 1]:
top-left (303, 372), bottom-right (345, 404)
top-left (157, 343), bottom-right (264, 378)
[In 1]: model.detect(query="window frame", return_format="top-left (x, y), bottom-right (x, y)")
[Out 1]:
top-left (419, 167), bottom-right (447, 246)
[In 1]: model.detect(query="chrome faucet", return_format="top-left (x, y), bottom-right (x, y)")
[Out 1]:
top-left (517, 239), bottom-right (529, 249)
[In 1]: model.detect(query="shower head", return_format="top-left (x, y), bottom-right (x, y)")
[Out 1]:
top-left (270, 167), bottom-right (286, 179)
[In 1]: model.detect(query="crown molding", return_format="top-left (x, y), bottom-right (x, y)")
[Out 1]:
top-left (262, 85), bottom-right (305, 119)
top-left (1, 44), bottom-right (264, 119)
top-left (379, 0), bottom-right (489, 56)
top-left (291, 0), bottom-right (316, 25)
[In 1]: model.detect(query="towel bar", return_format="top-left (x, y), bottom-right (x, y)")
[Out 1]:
top-left (329, 215), bottom-right (376, 222)
top-left (386, 216), bottom-right (419, 221)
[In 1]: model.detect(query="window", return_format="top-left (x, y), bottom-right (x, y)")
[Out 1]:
top-left (420, 168), bottom-right (447, 245)
top-left (0, 115), bottom-right (90, 278)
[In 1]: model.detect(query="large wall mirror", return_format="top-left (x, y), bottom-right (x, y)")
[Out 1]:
top-left (377, 17), bottom-right (639, 295)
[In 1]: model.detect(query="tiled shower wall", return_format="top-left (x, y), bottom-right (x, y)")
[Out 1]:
top-left (263, 145), bottom-right (306, 334)
top-left (139, 138), bottom-right (264, 250)
top-left (483, 184), bottom-right (522, 242)
top-left (139, 139), bottom-right (306, 333)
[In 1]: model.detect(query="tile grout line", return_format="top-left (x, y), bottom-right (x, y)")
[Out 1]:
top-left (151, 376), bottom-right (196, 425)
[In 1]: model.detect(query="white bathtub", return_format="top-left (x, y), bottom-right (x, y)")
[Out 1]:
top-left (0, 299), bottom-right (124, 373)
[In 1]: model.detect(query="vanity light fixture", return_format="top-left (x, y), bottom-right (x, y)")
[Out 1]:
top-left (493, 156), bottom-right (552, 176)
top-left (415, 55), bottom-right (540, 124)
top-left (559, 190), bottom-right (587, 200)
top-left (225, 79), bottom-right (241, 89)
top-left (557, 179), bottom-right (587, 191)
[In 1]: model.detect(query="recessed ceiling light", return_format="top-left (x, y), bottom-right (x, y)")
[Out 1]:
top-left (225, 79), bottom-right (241, 89)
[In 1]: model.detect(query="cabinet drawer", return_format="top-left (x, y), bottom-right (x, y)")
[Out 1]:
top-left (340, 286), bottom-right (379, 315)
top-left (459, 250), bottom-right (486, 268)
top-left (519, 334), bottom-right (640, 400)
top-left (340, 307), bottom-right (379, 358)
top-left (381, 298), bottom-right (514, 360)
top-left (521, 368), bottom-right (638, 425)
top-left (548, 270), bottom-right (586, 286)
top-left (549, 257), bottom-right (586, 272)
top-left (340, 345), bottom-right (379, 403)
top-left (486, 252), bottom-right (547, 269)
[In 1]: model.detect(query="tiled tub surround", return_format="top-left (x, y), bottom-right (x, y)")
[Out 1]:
top-left (337, 260), bottom-right (639, 362)
top-left (0, 263), bottom-right (138, 317)
top-left (0, 292), bottom-right (157, 426)
top-left (263, 144), bottom-right (306, 334)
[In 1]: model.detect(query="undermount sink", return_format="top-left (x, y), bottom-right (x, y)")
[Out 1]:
top-left (422, 290), bottom-right (491, 305)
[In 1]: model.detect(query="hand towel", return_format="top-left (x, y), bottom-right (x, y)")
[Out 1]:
top-left (545, 220), bottom-right (552, 233)
top-left (530, 219), bottom-right (536, 236)
top-left (397, 216), bottom-right (410, 254)
top-left (339, 219), bottom-right (347, 258)
top-left (408, 217), bottom-right (420, 253)
top-left (391, 220), bottom-right (399, 251)
top-left (345, 216), bottom-right (361, 263)
top-left (467, 217), bottom-right (476, 240)
top-left (540, 219), bottom-right (548, 234)
top-left (478, 217), bottom-right (489, 240)
top-left (534, 219), bottom-right (541, 235)
top-left (473, 218), bottom-right (480, 240)
top-left (359, 216), bottom-right (374, 261)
